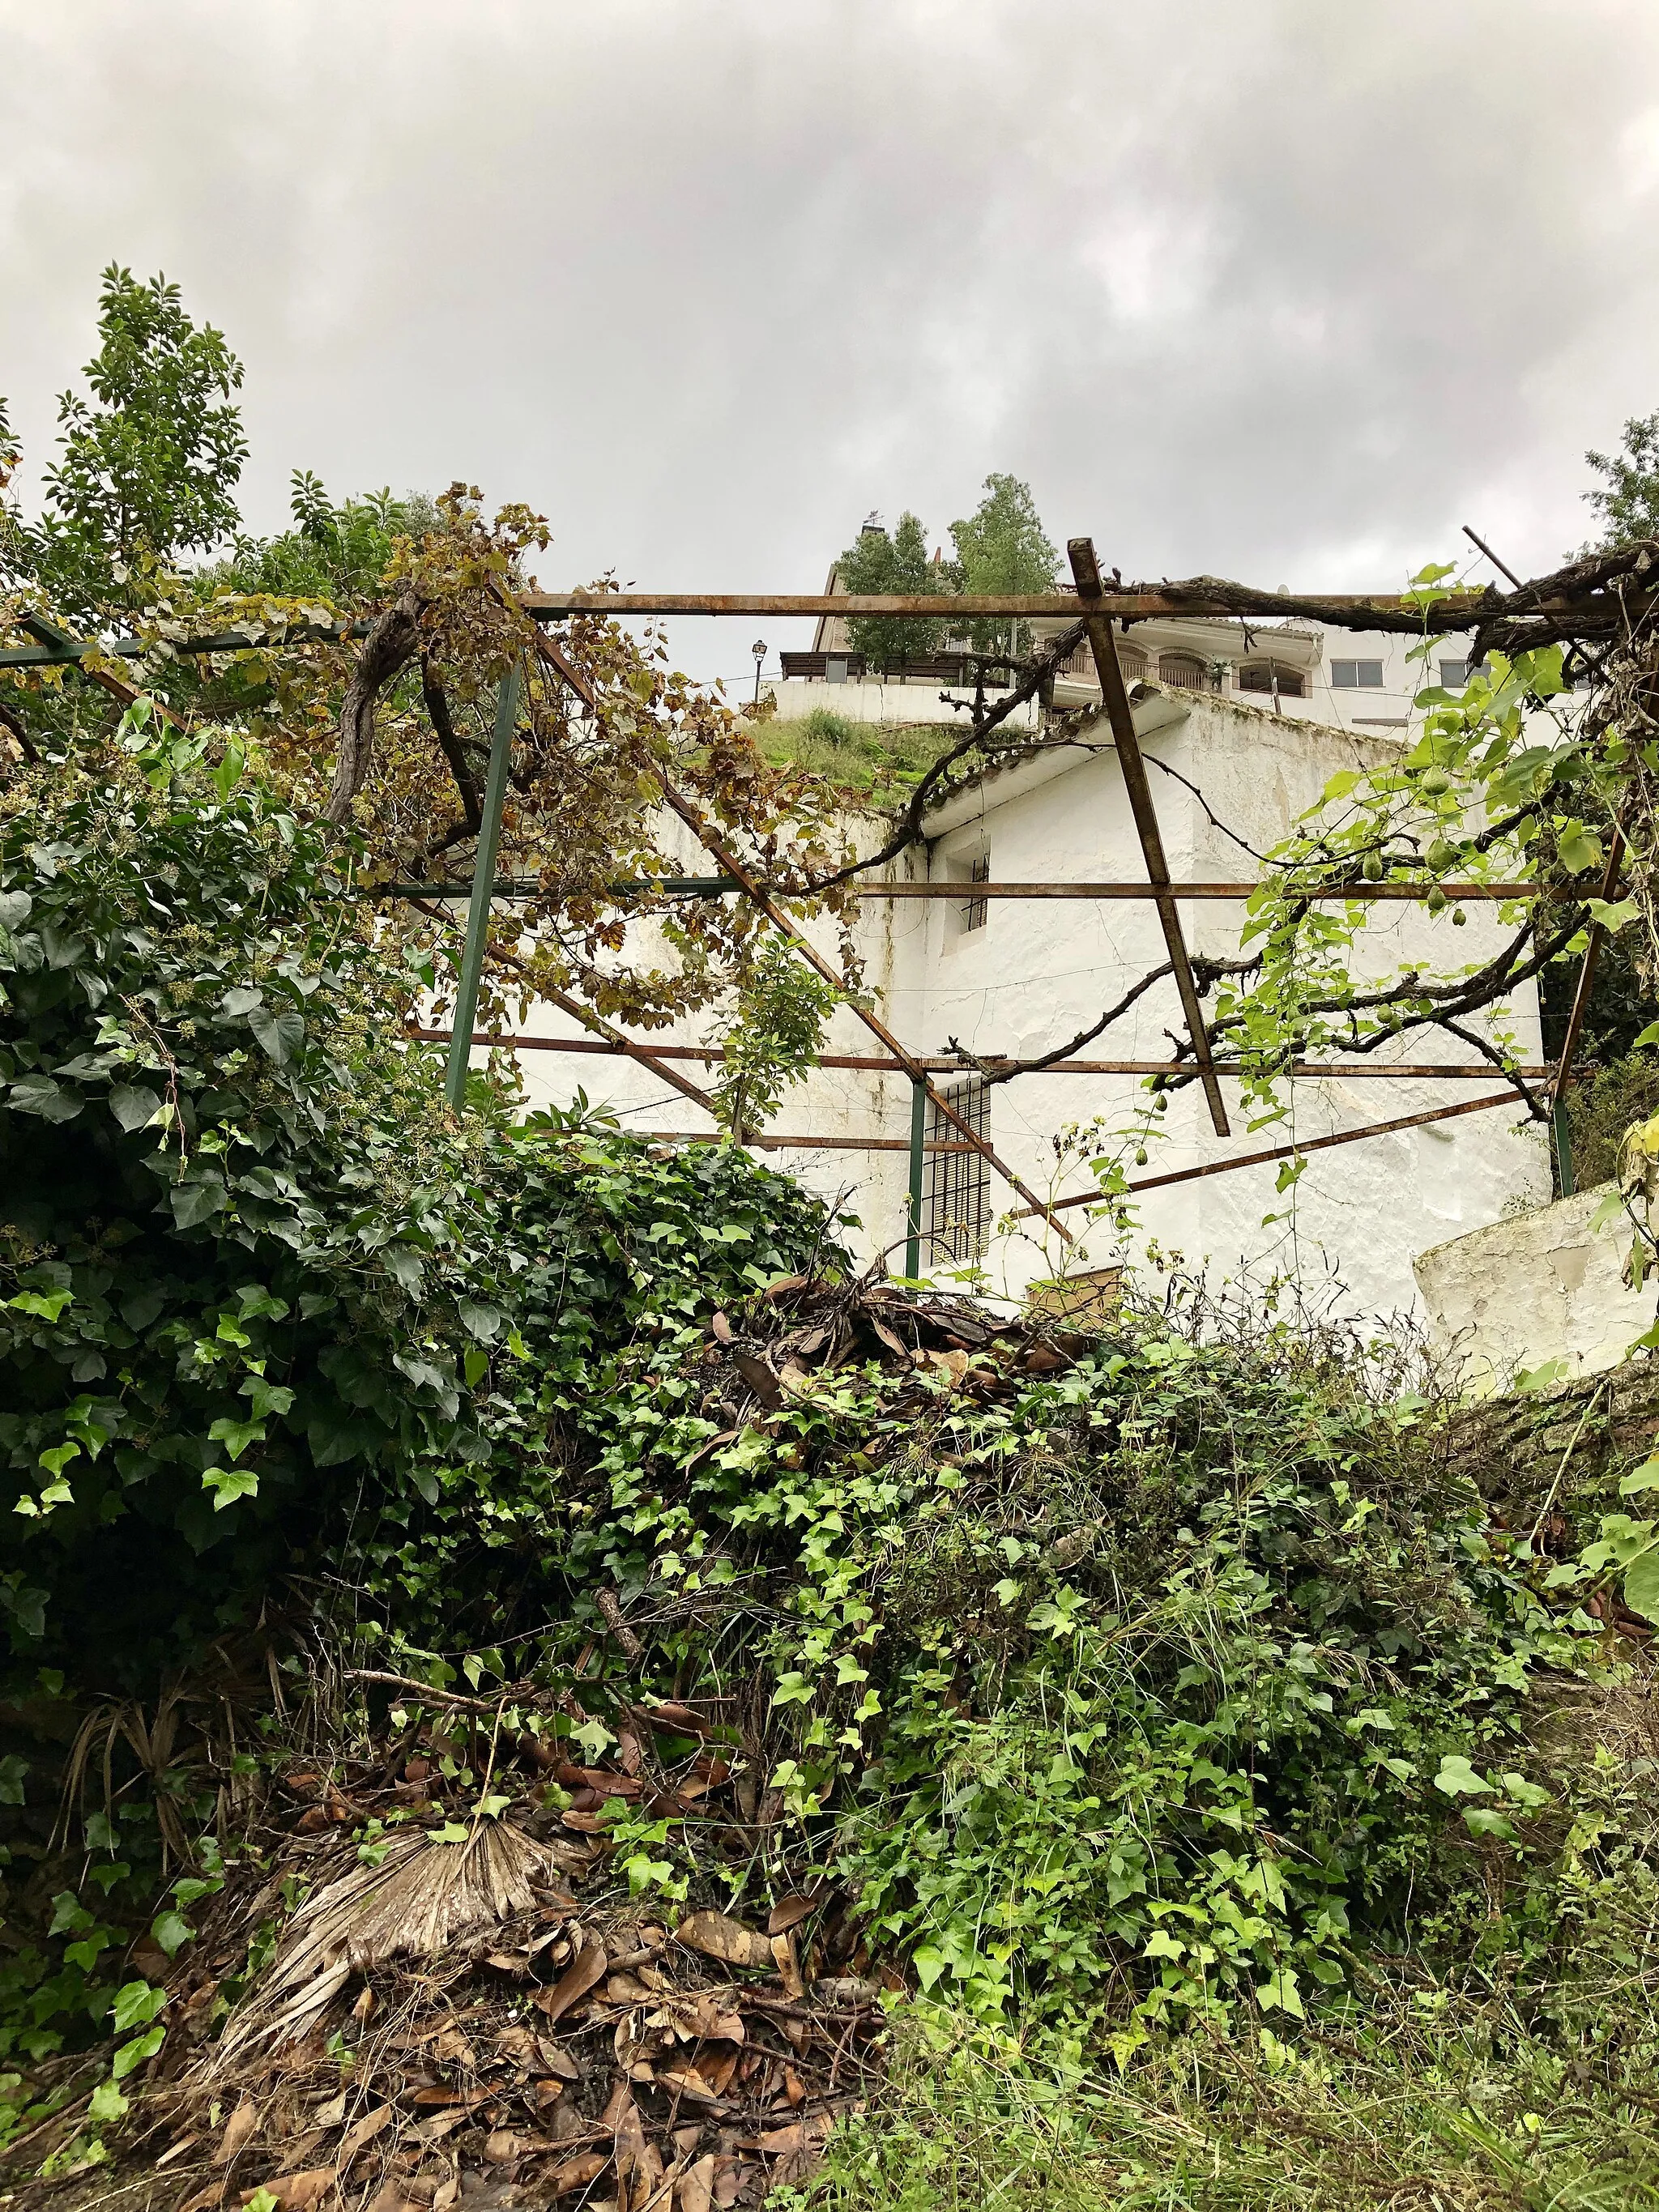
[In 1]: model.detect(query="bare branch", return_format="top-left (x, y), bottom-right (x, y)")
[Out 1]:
top-left (420, 655), bottom-right (481, 831)
top-left (326, 587), bottom-right (422, 824)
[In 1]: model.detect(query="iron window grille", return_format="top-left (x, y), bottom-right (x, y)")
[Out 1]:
top-left (963, 855), bottom-right (991, 932)
top-left (923, 1079), bottom-right (990, 1264)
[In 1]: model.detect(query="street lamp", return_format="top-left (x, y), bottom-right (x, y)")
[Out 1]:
top-left (752, 638), bottom-right (767, 705)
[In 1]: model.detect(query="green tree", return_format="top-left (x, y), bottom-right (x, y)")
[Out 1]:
top-left (1584, 410), bottom-right (1659, 549)
top-left (31, 265), bottom-right (248, 617)
top-left (949, 473), bottom-right (1059, 660)
top-left (837, 511), bottom-right (953, 668)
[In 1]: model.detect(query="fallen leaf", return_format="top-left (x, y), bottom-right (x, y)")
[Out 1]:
top-left (810, 1975), bottom-right (881, 2009)
top-left (409, 2084), bottom-right (493, 2112)
top-left (764, 1273), bottom-right (810, 1300)
top-left (712, 2159), bottom-right (744, 2209)
top-left (710, 1311), bottom-right (733, 1344)
top-left (338, 2104), bottom-right (394, 2166)
top-left (432, 2181), bottom-right (459, 2212)
top-left (535, 2038), bottom-right (582, 2081)
top-left (678, 2153), bottom-right (717, 2212)
top-left (412, 2109), bottom-right (477, 2148)
top-left (156, 2136), bottom-right (201, 2170)
top-left (496, 2023), bottom-right (539, 2065)
top-left (560, 1810), bottom-right (608, 1834)
top-left (872, 1319), bottom-right (908, 1358)
top-left (535, 1939), bottom-right (608, 2021)
top-left (241, 2167), bottom-right (335, 2211)
top-left (1021, 1345), bottom-right (1072, 1374)
top-left (217, 2099), bottom-right (261, 2163)
top-left (363, 2184), bottom-right (420, 2212)
top-left (312, 2092), bottom-right (348, 2130)
top-left (545, 2152), bottom-right (608, 2197)
top-left (770, 1932), bottom-right (804, 2000)
top-left (485, 1950), bottom-right (530, 1975)
top-left (612, 2090), bottom-right (650, 2177)
top-left (676, 1909), bottom-right (773, 1970)
top-left (766, 1895), bottom-right (817, 1936)
top-left (484, 2129), bottom-right (538, 2164)
top-left (730, 1350), bottom-right (782, 1407)
top-left (607, 1969), bottom-right (654, 2005)
top-left (655, 2068), bottom-right (734, 2110)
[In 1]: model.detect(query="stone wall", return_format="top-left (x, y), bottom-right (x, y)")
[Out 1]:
top-left (1414, 1188), bottom-right (1657, 1390)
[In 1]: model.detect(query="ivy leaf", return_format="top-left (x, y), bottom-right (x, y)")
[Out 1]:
top-left (458, 1300), bottom-right (504, 1343)
top-left (88, 2078), bottom-right (130, 2124)
top-left (169, 1177), bottom-right (224, 1230)
top-left (0, 890), bottom-right (33, 930)
top-left (220, 985), bottom-right (264, 1018)
top-left (1558, 826), bottom-right (1602, 874)
top-left (1256, 1967), bottom-right (1305, 2018)
top-left (111, 1980), bottom-right (167, 2031)
top-left (1434, 1754), bottom-right (1492, 1796)
top-left (9, 1287), bottom-right (73, 1322)
top-left (1619, 1458), bottom-right (1659, 1497)
top-left (109, 1083), bottom-right (164, 1132)
top-left (7, 1072), bottom-right (83, 1122)
top-left (1462, 1807), bottom-right (1518, 1842)
top-left (247, 1006), bottom-right (305, 1068)
top-left (203, 1466), bottom-right (260, 1511)
top-left (1587, 897), bottom-right (1640, 932)
top-left (150, 1909), bottom-right (194, 1957)
top-left (111, 2022), bottom-right (166, 2078)
top-left (1623, 1546), bottom-right (1659, 1625)
top-left (208, 1415), bottom-right (266, 1463)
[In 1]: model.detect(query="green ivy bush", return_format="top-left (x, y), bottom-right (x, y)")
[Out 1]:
top-left (0, 718), bottom-right (835, 1687)
top-left (584, 1313), bottom-right (1600, 2047)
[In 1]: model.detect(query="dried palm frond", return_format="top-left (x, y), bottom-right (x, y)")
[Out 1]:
top-left (212, 1818), bottom-right (557, 2067)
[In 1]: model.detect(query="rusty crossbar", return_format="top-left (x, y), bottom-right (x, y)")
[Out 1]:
top-left (1012, 1088), bottom-right (1522, 1218)
top-left (408, 1026), bottom-right (1548, 1085)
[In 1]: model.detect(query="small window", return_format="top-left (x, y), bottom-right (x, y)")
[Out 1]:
top-left (1118, 645), bottom-right (1148, 683)
top-left (1237, 661), bottom-right (1306, 698)
top-left (825, 654), bottom-right (849, 684)
top-left (962, 855), bottom-right (990, 933)
top-left (1439, 657), bottom-right (1491, 689)
top-left (923, 1080), bottom-right (990, 1264)
top-left (1330, 659), bottom-right (1384, 689)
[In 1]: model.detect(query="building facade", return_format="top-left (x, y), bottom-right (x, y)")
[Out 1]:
top-left (489, 676), bottom-right (1551, 1325)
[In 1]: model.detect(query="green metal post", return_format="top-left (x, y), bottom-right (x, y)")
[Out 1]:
top-left (1552, 1097), bottom-right (1576, 1200)
top-left (904, 1075), bottom-right (928, 1278)
top-left (445, 664), bottom-right (522, 1110)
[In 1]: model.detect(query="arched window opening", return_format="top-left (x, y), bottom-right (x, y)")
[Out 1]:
top-left (1158, 652), bottom-right (1209, 691)
top-left (1237, 661), bottom-right (1306, 699)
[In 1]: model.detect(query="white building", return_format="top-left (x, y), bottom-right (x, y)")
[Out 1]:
top-left (491, 667), bottom-right (1552, 1326)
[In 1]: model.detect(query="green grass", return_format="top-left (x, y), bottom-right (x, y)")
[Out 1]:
top-left (798, 1992), bottom-right (1659, 2212)
top-left (757, 706), bottom-right (962, 799)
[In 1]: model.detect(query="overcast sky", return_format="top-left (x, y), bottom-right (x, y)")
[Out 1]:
top-left (5, 0), bottom-right (1658, 683)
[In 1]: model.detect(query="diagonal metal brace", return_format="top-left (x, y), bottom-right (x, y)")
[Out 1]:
top-left (1068, 537), bottom-right (1230, 1136)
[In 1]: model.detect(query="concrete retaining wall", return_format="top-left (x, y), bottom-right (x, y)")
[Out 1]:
top-left (1414, 1187), bottom-right (1658, 1389)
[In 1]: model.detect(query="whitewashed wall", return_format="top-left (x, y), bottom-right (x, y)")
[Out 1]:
top-left (488, 684), bottom-right (1550, 1323)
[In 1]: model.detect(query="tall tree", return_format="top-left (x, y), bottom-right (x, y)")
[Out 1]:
top-left (949, 473), bottom-right (1058, 659)
top-left (836, 510), bottom-right (952, 667)
top-left (32, 265), bottom-right (247, 617)
top-left (1583, 410), bottom-right (1659, 549)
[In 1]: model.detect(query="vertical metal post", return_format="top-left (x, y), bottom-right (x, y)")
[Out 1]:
top-left (445, 663), bottom-right (522, 1110)
top-left (1553, 1098), bottom-right (1576, 1199)
top-left (904, 1076), bottom-right (928, 1277)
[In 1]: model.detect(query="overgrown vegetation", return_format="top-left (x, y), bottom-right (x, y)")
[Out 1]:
top-left (6, 269), bottom-right (1659, 2212)
top-left (757, 709), bottom-right (957, 799)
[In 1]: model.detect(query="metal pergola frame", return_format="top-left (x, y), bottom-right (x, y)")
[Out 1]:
top-left (3, 546), bottom-right (1601, 1277)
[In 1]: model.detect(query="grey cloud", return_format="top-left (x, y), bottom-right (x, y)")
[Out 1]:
top-left (3, 0), bottom-right (1657, 683)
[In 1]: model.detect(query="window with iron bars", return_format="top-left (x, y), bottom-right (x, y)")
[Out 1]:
top-left (923, 1079), bottom-right (990, 1265)
top-left (962, 855), bottom-right (991, 932)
